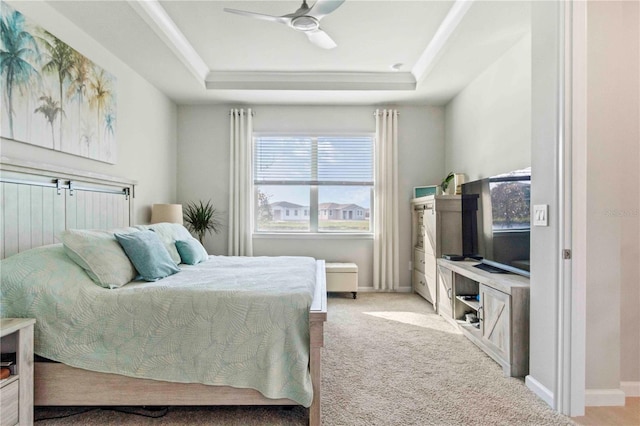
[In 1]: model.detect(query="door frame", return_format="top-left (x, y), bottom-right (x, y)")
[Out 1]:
top-left (556, 0), bottom-right (586, 416)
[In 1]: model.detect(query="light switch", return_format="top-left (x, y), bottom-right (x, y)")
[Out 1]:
top-left (533, 204), bottom-right (548, 226)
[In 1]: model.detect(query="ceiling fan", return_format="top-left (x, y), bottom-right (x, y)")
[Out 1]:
top-left (223, 0), bottom-right (345, 49)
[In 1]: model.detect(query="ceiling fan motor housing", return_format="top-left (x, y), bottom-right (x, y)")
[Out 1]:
top-left (291, 15), bottom-right (319, 32)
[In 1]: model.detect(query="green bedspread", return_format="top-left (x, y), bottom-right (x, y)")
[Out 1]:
top-left (0, 244), bottom-right (317, 406)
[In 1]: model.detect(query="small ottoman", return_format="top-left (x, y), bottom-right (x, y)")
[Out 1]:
top-left (326, 262), bottom-right (358, 299)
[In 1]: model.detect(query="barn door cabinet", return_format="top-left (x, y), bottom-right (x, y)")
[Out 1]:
top-left (437, 259), bottom-right (530, 377)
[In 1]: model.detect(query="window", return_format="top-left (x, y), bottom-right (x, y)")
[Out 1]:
top-left (254, 135), bottom-right (373, 233)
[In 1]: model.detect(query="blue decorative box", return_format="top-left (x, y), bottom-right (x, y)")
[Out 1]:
top-left (413, 185), bottom-right (438, 198)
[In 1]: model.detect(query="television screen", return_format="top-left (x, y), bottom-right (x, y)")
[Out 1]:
top-left (461, 168), bottom-right (531, 277)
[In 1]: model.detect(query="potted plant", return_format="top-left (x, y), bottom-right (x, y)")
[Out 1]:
top-left (441, 172), bottom-right (455, 195)
top-left (183, 200), bottom-right (223, 244)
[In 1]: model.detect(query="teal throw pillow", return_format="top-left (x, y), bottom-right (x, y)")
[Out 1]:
top-left (115, 230), bottom-right (180, 281)
top-left (175, 238), bottom-right (209, 265)
top-left (134, 223), bottom-right (192, 264)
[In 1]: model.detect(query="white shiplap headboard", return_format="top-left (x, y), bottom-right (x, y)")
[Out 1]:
top-left (0, 157), bottom-right (136, 259)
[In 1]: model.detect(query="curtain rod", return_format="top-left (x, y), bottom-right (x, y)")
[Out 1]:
top-left (229, 109), bottom-right (255, 116)
top-left (228, 110), bottom-right (398, 117)
top-left (228, 110), bottom-right (400, 117)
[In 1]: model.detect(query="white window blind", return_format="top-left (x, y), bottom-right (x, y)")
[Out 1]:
top-left (254, 136), bottom-right (373, 186)
top-left (254, 135), bottom-right (374, 234)
top-left (317, 137), bottom-right (373, 185)
top-left (254, 137), bottom-right (312, 184)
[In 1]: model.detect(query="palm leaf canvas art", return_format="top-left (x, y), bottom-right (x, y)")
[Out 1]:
top-left (0, 3), bottom-right (117, 163)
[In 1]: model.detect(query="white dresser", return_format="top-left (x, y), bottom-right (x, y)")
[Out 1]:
top-left (411, 195), bottom-right (463, 310)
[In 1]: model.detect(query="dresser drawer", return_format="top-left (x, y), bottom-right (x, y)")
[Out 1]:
top-left (413, 270), bottom-right (435, 305)
top-left (0, 379), bottom-right (19, 426)
top-left (423, 252), bottom-right (436, 281)
top-left (413, 270), bottom-right (427, 293)
top-left (413, 248), bottom-right (425, 273)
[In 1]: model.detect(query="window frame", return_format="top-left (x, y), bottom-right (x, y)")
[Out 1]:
top-left (252, 132), bottom-right (375, 236)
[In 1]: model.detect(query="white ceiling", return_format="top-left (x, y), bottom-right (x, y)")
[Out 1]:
top-left (48, 0), bottom-right (531, 106)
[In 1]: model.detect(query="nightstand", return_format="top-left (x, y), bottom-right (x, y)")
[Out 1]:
top-left (1, 318), bottom-right (35, 426)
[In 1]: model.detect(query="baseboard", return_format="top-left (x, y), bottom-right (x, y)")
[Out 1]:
top-left (354, 287), bottom-right (378, 293)
top-left (525, 379), bottom-right (635, 407)
top-left (585, 388), bottom-right (626, 406)
top-left (621, 381), bottom-right (640, 397)
top-left (525, 375), bottom-right (554, 407)
top-left (355, 287), bottom-right (413, 293)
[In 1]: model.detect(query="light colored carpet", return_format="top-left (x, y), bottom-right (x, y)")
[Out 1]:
top-left (35, 293), bottom-right (573, 425)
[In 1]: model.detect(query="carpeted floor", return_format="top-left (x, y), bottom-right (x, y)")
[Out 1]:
top-left (35, 293), bottom-right (573, 425)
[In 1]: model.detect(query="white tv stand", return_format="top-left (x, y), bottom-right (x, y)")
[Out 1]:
top-left (437, 259), bottom-right (530, 377)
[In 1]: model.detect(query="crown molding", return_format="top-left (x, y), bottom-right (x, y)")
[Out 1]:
top-left (205, 71), bottom-right (416, 91)
top-left (411, 0), bottom-right (475, 85)
top-left (128, 0), bottom-right (209, 84)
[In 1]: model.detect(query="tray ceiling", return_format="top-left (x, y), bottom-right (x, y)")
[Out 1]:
top-left (45, 0), bottom-right (531, 105)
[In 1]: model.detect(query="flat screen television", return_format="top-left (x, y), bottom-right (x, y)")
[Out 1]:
top-left (461, 168), bottom-right (531, 277)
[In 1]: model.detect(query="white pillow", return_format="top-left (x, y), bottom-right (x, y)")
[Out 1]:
top-left (59, 228), bottom-right (139, 289)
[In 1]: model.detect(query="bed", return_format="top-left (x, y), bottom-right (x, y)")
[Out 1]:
top-left (0, 158), bottom-right (327, 425)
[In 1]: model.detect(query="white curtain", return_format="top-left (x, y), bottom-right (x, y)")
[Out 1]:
top-left (373, 109), bottom-right (400, 290)
top-left (228, 108), bottom-right (253, 256)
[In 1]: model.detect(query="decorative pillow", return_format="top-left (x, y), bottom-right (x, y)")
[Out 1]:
top-left (59, 228), bottom-right (139, 289)
top-left (175, 238), bottom-right (209, 265)
top-left (134, 223), bottom-right (192, 264)
top-left (115, 230), bottom-right (180, 281)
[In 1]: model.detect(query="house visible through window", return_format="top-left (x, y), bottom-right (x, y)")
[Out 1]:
top-left (254, 135), bottom-right (374, 233)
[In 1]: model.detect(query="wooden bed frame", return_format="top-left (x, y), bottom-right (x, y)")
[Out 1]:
top-left (0, 158), bottom-right (327, 426)
top-left (34, 265), bottom-right (327, 425)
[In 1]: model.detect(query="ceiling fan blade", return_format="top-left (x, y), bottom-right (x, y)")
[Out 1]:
top-left (305, 28), bottom-right (337, 49)
top-left (223, 8), bottom-right (291, 25)
top-left (308, 0), bottom-right (345, 20)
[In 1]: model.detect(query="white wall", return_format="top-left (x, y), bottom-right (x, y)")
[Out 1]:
top-left (445, 34), bottom-right (532, 181)
top-left (586, 0), bottom-right (640, 396)
top-left (177, 105), bottom-right (445, 289)
top-left (176, 105), bottom-right (229, 254)
top-left (526, 0), bottom-right (640, 409)
top-left (527, 0), bottom-right (561, 402)
top-left (442, 3), bottom-right (564, 404)
top-left (0, 1), bottom-right (178, 225)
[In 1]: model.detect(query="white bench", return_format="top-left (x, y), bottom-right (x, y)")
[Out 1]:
top-left (325, 262), bottom-right (358, 299)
